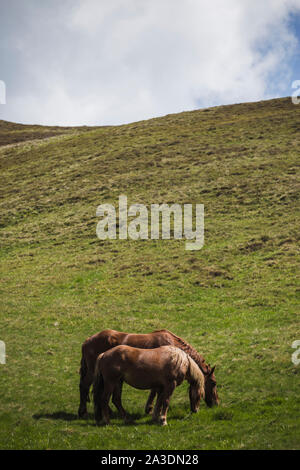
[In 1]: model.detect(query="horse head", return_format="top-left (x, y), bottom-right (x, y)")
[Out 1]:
top-left (204, 365), bottom-right (219, 407)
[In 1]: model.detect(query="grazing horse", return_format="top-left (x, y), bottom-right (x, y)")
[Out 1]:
top-left (93, 345), bottom-right (205, 426)
top-left (78, 328), bottom-right (219, 418)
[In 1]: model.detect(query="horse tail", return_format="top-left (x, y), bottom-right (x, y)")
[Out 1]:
top-left (79, 352), bottom-right (90, 402)
top-left (93, 353), bottom-right (105, 423)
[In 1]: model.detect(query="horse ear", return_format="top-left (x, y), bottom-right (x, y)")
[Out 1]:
top-left (210, 365), bottom-right (216, 375)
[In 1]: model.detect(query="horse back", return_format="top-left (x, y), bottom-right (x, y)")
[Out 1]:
top-left (82, 329), bottom-right (127, 360)
top-left (98, 345), bottom-right (188, 389)
top-left (122, 331), bottom-right (173, 349)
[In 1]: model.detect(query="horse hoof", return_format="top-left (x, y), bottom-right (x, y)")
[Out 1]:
top-left (157, 416), bottom-right (167, 426)
top-left (78, 411), bottom-right (88, 419)
top-left (154, 416), bottom-right (167, 426)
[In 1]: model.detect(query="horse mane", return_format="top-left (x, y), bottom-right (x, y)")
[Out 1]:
top-left (165, 346), bottom-right (189, 372)
top-left (157, 345), bottom-right (205, 394)
top-left (187, 355), bottom-right (205, 395)
top-left (154, 329), bottom-right (211, 376)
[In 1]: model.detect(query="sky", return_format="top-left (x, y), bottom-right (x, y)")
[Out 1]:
top-left (0, 0), bottom-right (300, 126)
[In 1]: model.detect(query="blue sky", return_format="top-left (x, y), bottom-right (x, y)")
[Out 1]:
top-left (1, 0), bottom-right (300, 126)
top-left (279, 11), bottom-right (300, 96)
top-left (267, 11), bottom-right (300, 97)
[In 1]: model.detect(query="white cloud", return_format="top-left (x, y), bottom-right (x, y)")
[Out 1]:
top-left (2, 0), bottom-right (300, 125)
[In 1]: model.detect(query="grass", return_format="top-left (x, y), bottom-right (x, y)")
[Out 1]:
top-left (0, 97), bottom-right (299, 449)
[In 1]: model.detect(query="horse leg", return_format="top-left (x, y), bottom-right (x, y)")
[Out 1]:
top-left (158, 383), bottom-right (175, 426)
top-left (152, 390), bottom-right (164, 423)
top-left (112, 380), bottom-right (128, 422)
top-left (78, 366), bottom-right (94, 418)
top-left (145, 390), bottom-right (156, 415)
top-left (101, 383), bottom-right (115, 425)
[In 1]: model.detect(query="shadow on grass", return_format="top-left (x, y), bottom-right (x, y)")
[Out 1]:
top-left (32, 410), bottom-right (143, 424)
top-left (78, 411), bottom-right (195, 427)
top-left (32, 408), bottom-right (195, 426)
top-left (33, 411), bottom-right (82, 421)
top-left (78, 411), bottom-right (148, 427)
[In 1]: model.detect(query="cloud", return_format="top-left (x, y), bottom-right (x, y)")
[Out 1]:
top-left (1, 0), bottom-right (300, 125)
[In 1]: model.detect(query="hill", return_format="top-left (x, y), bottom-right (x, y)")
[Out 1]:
top-left (0, 97), bottom-right (299, 449)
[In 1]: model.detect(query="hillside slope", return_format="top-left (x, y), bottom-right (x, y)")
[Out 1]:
top-left (0, 97), bottom-right (299, 449)
top-left (0, 119), bottom-right (97, 147)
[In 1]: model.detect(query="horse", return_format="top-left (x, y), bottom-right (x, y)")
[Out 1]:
top-left (78, 328), bottom-right (219, 418)
top-left (93, 345), bottom-right (205, 426)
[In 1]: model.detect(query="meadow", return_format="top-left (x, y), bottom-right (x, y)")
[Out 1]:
top-left (0, 97), bottom-right (299, 449)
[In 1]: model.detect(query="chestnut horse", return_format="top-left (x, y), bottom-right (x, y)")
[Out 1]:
top-left (93, 345), bottom-right (205, 425)
top-left (78, 329), bottom-right (219, 417)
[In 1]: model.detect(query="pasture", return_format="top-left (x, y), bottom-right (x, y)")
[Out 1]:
top-left (0, 97), bottom-right (299, 449)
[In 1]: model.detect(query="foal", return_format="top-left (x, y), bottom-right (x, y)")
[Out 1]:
top-left (93, 345), bottom-right (205, 426)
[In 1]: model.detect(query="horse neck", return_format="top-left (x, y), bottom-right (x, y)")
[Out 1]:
top-left (164, 331), bottom-right (210, 376)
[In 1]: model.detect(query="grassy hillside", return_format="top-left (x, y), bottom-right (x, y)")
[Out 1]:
top-left (0, 97), bottom-right (299, 450)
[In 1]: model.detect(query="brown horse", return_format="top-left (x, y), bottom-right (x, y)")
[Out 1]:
top-left (78, 328), bottom-right (219, 417)
top-left (93, 345), bottom-right (205, 425)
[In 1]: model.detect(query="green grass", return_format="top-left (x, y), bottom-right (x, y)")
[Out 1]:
top-left (0, 97), bottom-right (299, 449)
